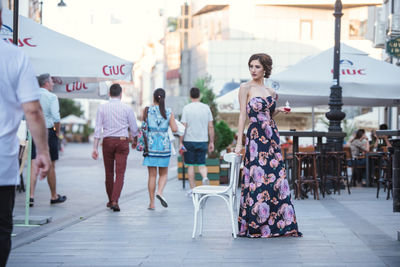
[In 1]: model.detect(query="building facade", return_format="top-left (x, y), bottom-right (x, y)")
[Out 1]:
top-left (181, 0), bottom-right (382, 95)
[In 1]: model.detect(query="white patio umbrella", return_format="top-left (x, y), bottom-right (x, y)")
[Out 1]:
top-left (60, 114), bottom-right (87, 125)
top-left (268, 44), bottom-right (400, 107)
top-left (1, 8), bottom-right (133, 99)
top-left (350, 108), bottom-right (379, 129)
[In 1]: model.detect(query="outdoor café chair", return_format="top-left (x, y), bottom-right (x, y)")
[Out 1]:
top-left (191, 153), bottom-right (242, 238)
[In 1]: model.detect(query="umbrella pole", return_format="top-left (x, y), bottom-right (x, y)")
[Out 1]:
top-left (14, 132), bottom-right (39, 228)
top-left (12, 0), bottom-right (19, 46)
top-left (24, 132), bottom-right (32, 225)
top-left (312, 106), bottom-right (315, 146)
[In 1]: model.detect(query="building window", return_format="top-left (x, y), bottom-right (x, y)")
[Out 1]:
top-left (110, 14), bottom-right (122, 24)
top-left (349, 19), bottom-right (367, 39)
top-left (184, 18), bottom-right (189, 29)
top-left (184, 4), bottom-right (189, 15)
top-left (300, 20), bottom-right (313, 41)
top-left (184, 32), bottom-right (188, 48)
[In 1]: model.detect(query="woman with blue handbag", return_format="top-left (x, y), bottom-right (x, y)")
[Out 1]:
top-left (143, 88), bottom-right (177, 210)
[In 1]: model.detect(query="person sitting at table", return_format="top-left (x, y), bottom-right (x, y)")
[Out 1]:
top-left (281, 136), bottom-right (293, 159)
top-left (350, 129), bottom-right (369, 186)
top-left (371, 124), bottom-right (392, 152)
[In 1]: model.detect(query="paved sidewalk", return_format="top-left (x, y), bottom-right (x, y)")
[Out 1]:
top-left (12, 143), bottom-right (177, 247)
top-left (8, 144), bottom-right (400, 266)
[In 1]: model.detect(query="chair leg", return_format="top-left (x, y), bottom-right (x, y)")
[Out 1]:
top-left (199, 205), bottom-right (204, 236)
top-left (192, 195), bottom-right (199, 238)
top-left (321, 177), bottom-right (325, 199)
top-left (376, 180), bottom-right (380, 198)
top-left (228, 196), bottom-right (237, 238)
top-left (346, 177), bottom-right (351, 194)
top-left (386, 181), bottom-right (391, 200)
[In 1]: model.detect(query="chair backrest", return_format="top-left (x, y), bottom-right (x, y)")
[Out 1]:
top-left (299, 145), bottom-right (315, 152)
top-left (223, 153), bottom-right (242, 193)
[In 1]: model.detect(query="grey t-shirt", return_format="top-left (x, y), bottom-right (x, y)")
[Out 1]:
top-left (181, 102), bottom-right (213, 142)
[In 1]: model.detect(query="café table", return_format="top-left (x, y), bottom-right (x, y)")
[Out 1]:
top-left (365, 152), bottom-right (385, 187)
top-left (279, 131), bottom-right (346, 196)
top-left (376, 130), bottom-right (400, 138)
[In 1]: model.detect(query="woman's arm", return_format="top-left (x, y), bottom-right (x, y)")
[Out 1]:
top-left (383, 136), bottom-right (392, 148)
top-left (235, 84), bottom-right (248, 154)
top-left (270, 91), bottom-right (289, 118)
top-left (363, 139), bottom-right (370, 152)
top-left (169, 113), bottom-right (178, 132)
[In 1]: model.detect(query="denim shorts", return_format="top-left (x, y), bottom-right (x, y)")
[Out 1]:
top-left (183, 141), bottom-right (208, 165)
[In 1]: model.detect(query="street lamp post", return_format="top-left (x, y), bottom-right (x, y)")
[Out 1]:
top-left (57, 0), bottom-right (67, 7)
top-left (325, 0), bottom-right (346, 151)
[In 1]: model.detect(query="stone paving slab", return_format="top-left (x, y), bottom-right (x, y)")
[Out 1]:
top-left (8, 143), bottom-right (400, 267)
top-left (9, 181), bottom-right (400, 267)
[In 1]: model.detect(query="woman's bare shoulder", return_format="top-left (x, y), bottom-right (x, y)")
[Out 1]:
top-left (238, 82), bottom-right (251, 95)
top-left (240, 81), bottom-right (252, 90)
top-left (265, 87), bottom-right (276, 97)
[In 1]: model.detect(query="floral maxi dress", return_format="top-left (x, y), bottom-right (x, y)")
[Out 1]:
top-left (238, 96), bottom-right (302, 238)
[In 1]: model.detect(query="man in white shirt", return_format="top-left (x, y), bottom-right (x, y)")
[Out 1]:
top-left (0, 3), bottom-right (51, 265)
top-left (179, 87), bottom-right (214, 195)
top-left (30, 73), bottom-right (66, 207)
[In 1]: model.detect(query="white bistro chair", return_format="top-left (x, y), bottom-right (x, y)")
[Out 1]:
top-left (191, 152), bottom-right (242, 238)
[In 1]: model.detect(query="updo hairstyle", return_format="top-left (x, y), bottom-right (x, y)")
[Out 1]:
top-left (248, 53), bottom-right (273, 78)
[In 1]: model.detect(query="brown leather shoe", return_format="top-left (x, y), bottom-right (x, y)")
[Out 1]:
top-left (110, 202), bottom-right (120, 212)
top-left (106, 202), bottom-right (112, 208)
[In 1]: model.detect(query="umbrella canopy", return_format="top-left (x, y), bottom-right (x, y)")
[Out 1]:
top-left (60, 115), bottom-right (87, 125)
top-left (1, 8), bottom-right (133, 99)
top-left (350, 109), bottom-right (379, 129)
top-left (268, 44), bottom-right (400, 107)
top-left (217, 88), bottom-right (240, 112)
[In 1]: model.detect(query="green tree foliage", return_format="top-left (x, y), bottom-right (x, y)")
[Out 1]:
top-left (195, 75), bottom-right (218, 122)
top-left (215, 120), bottom-right (235, 154)
top-left (319, 117), bottom-right (356, 142)
top-left (167, 17), bottom-right (178, 32)
top-left (59, 99), bottom-right (84, 118)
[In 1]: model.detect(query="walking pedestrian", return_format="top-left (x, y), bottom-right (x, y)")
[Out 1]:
top-left (179, 87), bottom-right (214, 196)
top-left (235, 53), bottom-right (302, 237)
top-left (29, 73), bottom-right (67, 207)
top-left (92, 83), bottom-right (139, 212)
top-left (0, 3), bottom-right (51, 265)
top-left (143, 88), bottom-right (177, 210)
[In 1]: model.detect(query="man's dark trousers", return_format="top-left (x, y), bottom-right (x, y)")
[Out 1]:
top-left (0, 186), bottom-right (15, 267)
top-left (102, 138), bottom-right (129, 203)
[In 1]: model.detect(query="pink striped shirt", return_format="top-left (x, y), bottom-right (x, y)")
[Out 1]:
top-left (94, 98), bottom-right (139, 139)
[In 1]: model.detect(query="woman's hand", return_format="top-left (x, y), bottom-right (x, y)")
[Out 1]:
top-left (235, 144), bottom-right (242, 155)
top-left (276, 106), bottom-right (290, 114)
top-left (131, 136), bottom-right (138, 149)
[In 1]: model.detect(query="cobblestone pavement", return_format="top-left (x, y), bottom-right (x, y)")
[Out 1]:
top-left (8, 144), bottom-right (400, 267)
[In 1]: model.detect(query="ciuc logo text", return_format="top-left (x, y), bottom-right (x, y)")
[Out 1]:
top-left (102, 64), bottom-right (126, 76)
top-left (331, 59), bottom-right (366, 75)
top-left (0, 25), bottom-right (37, 47)
top-left (66, 82), bottom-right (88, 93)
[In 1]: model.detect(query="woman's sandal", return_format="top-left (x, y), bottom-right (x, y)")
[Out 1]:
top-left (156, 194), bottom-right (168, 208)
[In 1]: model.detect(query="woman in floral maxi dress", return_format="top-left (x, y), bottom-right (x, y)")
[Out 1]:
top-left (235, 53), bottom-right (302, 238)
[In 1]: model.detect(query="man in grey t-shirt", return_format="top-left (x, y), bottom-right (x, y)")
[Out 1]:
top-left (180, 87), bottom-right (214, 195)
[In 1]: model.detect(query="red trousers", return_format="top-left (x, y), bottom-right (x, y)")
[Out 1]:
top-left (102, 138), bottom-right (129, 203)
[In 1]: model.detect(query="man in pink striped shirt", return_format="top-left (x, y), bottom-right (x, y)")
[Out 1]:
top-left (92, 83), bottom-right (139, 212)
